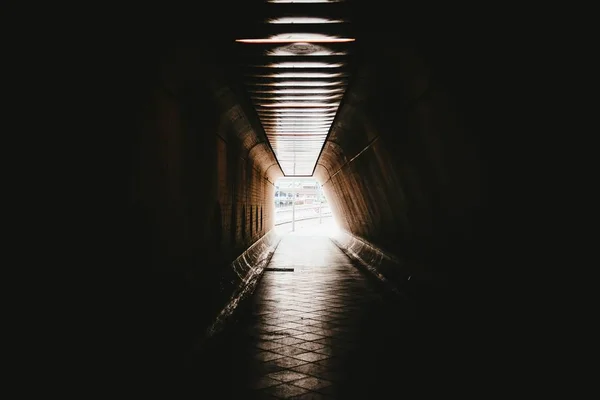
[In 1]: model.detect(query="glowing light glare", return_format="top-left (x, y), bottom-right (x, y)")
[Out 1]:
top-left (258, 107), bottom-right (337, 112)
top-left (266, 62), bottom-right (344, 68)
top-left (270, 138), bottom-right (327, 141)
top-left (267, 17), bottom-right (343, 24)
top-left (272, 136), bottom-right (327, 138)
top-left (267, 131), bottom-right (330, 135)
top-left (277, 158), bottom-right (320, 162)
top-left (277, 153), bottom-right (321, 156)
top-left (265, 127), bottom-right (329, 131)
top-left (271, 134), bottom-right (328, 137)
top-left (274, 152), bottom-right (322, 157)
top-left (260, 113), bottom-right (336, 117)
top-left (252, 95), bottom-right (342, 101)
top-left (272, 143), bottom-right (326, 148)
top-left (236, 33), bottom-right (355, 44)
top-left (275, 149), bottom-right (324, 153)
top-left (257, 102), bottom-right (340, 108)
top-left (262, 122), bottom-right (333, 126)
top-left (264, 124), bottom-right (331, 128)
top-left (262, 117), bottom-right (334, 120)
top-left (277, 152), bottom-right (319, 154)
top-left (278, 162), bottom-right (318, 167)
top-left (274, 151), bottom-right (323, 155)
top-left (272, 138), bottom-right (326, 142)
top-left (275, 151), bottom-right (324, 154)
top-left (263, 125), bottom-right (333, 129)
top-left (261, 115), bottom-right (335, 119)
top-left (258, 108), bottom-right (337, 112)
top-left (271, 136), bottom-right (327, 139)
top-left (269, 134), bottom-right (328, 138)
top-left (250, 80), bottom-right (346, 87)
top-left (259, 113), bottom-right (335, 121)
top-left (276, 153), bottom-right (323, 156)
top-left (274, 147), bottom-right (324, 151)
top-left (269, 140), bottom-right (327, 145)
top-left (274, 145), bottom-right (325, 149)
top-left (278, 152), bottom-right (324, 155)
top-left (276, 142), bottom-right (324, 145)
top-left (250, 88), bottom-right (344, 94)
top-left (269, 141), bottom-right (326, 146)
top-left (268, 134), bottom-right (328, 137)
top-left (261, 119), bottom-right (335, 122)
top-left (272, 147), bottom-right (324, 152)
top-left (264, 126), bottom-right (332, 130)
top-left (268, 133), bottom-right (329, 137)
top-left (260, 116), bottom-right (335, 120)
top-left (267, 48), bottom-right (346, 56)
top-left (258, 112), bottom-right (337, 117)
top-left (268, 132), bottom-right (329, 136)
top-left (273, 151), bottom-right (324, 156)
top-left (276, 157), bottom-right (322, 162)
top-left (249, 72), bottom-right (343, 78)
top-left (266, 126), bottom-right (331, 129)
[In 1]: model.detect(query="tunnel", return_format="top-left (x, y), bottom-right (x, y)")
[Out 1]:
top-left (98, 0), bottom-right (498, 397)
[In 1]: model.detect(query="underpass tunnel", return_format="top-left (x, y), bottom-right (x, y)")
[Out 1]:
top-left (117, 0), bottom-right (489, 392)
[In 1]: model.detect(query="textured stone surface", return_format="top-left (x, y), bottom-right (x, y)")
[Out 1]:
top-left (312, 37), bottom-right (484, 282)
top-left (195, 231), bottom-right (452, 398)
top-left (124, 50), bottom-right (284, 374)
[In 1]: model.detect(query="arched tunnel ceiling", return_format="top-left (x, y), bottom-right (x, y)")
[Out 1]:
top-left (234, 0), bottom-right (355, 177)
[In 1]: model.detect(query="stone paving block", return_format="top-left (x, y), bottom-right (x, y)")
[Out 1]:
top-left (196, 235), bottom-right (408, 399)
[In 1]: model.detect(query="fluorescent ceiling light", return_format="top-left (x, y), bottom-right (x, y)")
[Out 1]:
top-left (250, 88), bottom-right (344, 94)
top-left (253, 95), bottom-right (342, 101)
top-left (249, 72), bottom-right (343, 78)
top-left (267, 17), bottom-right (343, 24)
top-left (265, 62), bottom-right (344, 68)
top-left (250, 80), bottom-right (345, 87)
top-left (237, 33), bottom-right (354, 44)
top-left (258, 109), bottom-right (337, 113)
top-left (257, 102), bottom-right (339, 107)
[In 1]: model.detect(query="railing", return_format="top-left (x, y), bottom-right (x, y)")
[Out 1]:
top-left (274, 204), bottom-right (332, 225)
top-left (275, 214), bottom-right (333, 226)
top-left (274, 203), bottom-right (326, 211)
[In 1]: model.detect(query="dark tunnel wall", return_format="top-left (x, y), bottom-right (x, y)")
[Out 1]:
top-left (315, 38), bottom-right (485, 306)
top-left (127, 44), bottom-right (283, 364)
top-left (41, 1), bottom-right (544, 392)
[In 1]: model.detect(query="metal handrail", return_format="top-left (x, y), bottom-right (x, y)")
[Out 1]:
top-left (274, 214), bottom-right (332, 226)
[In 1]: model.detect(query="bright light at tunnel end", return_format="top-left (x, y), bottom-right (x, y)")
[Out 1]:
top-left (273, 177), bottom-right (339, 236)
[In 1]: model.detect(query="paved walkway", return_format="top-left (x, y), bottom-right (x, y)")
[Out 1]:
top-left (196, 223), bottom-right (431, 399)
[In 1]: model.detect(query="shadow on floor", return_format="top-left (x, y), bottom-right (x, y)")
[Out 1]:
top-left (188, 227), bottom-right (459, 399)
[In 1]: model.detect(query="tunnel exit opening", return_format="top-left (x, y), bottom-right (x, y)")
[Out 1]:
top-left (273, 177), bottom-right (337, 235)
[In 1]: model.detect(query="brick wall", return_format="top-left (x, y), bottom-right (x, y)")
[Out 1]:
top-left (127, 47), bottom-right (282, 368)
top-left (316, 39), bottom-right (483, 272)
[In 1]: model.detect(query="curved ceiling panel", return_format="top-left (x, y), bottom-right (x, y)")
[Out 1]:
top-left (234, 0), bottom-right (355, 176)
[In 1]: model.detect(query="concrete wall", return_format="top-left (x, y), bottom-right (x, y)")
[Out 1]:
top-left (315, 38), bottom-right (486, 316)
top-left (125, 44), bottom-right (283, 367)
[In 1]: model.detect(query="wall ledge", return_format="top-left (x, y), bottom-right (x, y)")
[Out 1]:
top-left (329, 229), bottom-right (440, 311)
top-left (193, 230), bottom-right (281, 352)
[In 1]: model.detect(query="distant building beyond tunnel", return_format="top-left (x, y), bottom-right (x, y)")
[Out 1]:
top-left (274, 177), bottom-right (332, 226)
